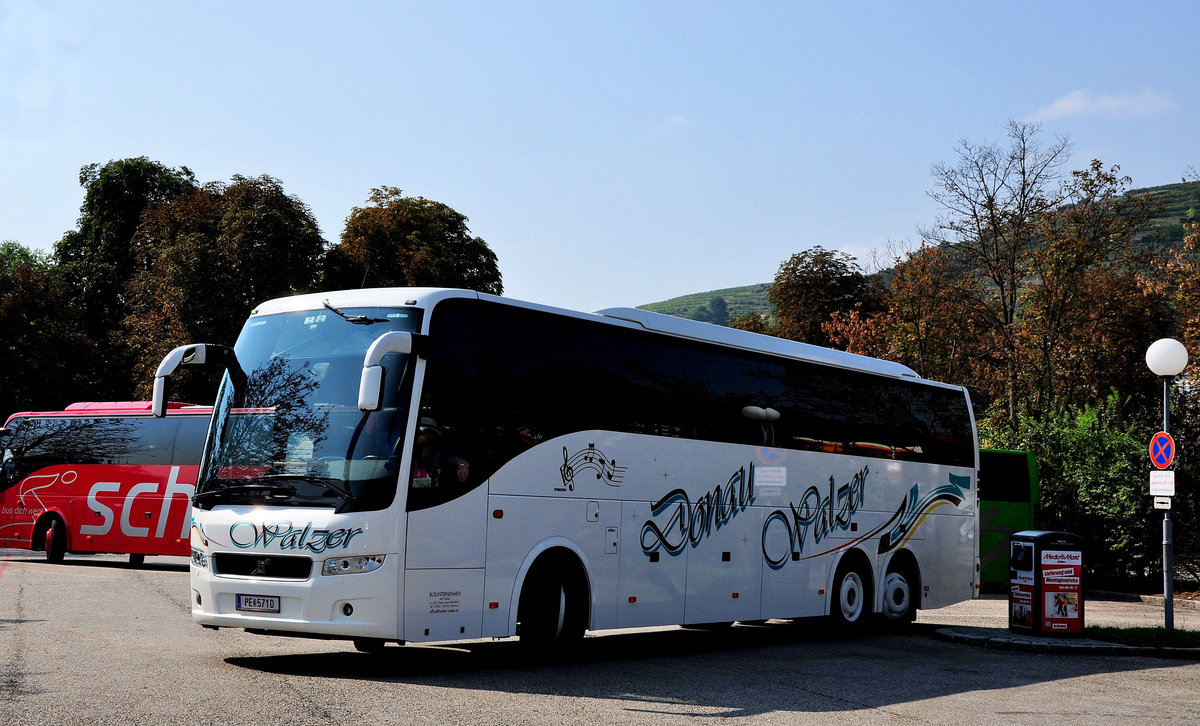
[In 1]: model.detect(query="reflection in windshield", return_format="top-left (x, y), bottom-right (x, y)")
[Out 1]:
top-left (218, 356), bottom-right (331, 476)
top-left (196, 306), bottom-right (422, 511)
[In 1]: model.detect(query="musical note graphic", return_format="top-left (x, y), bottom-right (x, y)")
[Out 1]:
top-left (560, 444), bottom-right (627, 490)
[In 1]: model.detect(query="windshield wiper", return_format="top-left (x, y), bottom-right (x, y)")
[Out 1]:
top-left (192, 482), bottom-right (298, 503)
top-left (323, 301), bottom-right (387, 325)
top-left (193, 474), bottom-right (354, 507)
top-left (230, 473), bottom-right (354, 502)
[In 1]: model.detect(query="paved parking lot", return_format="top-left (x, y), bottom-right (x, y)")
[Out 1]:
top-left (3, 550), bottom-right (1200, 725)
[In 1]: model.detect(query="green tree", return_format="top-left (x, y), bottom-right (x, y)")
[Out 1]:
top-left (768, 246), bottom-right (878, 346)
top-left (1162, 387), bottom-right (1200, 583)
top-left (708, 296), bottom-right (729, 326)
top-left (123, 175), bottom-right (326, 402)
top-left (691, 296), bottom-right (729, 326)
top-left (324, 187), bottom-right (502, 294)
top-left (990, 394), bottom-right (1159, 586)
top-left (0, 243), bottom-right (92, 416)
top-left (53, 158), bottom-right (198, 398)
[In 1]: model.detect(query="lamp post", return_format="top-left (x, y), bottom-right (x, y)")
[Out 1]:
top-left (1146, 338), bottom-right (1188, 632)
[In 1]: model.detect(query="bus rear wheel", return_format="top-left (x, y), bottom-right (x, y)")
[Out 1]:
top-left (881, 569), bottom-right (918, 625)
top-left (43, 517), bottom-right (66, 564)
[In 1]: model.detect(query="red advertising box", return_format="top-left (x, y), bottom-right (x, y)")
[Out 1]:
top-left (1009, 531), bottom-right (1084, 636)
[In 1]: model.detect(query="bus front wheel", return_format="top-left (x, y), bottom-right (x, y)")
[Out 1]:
top-left (353, 638), bottom-right (387, 654)
top-left (518, 555), bottom-right (587, 650)
top-left (831, 559), bottom-right (871, 628)
top-left (43, 517), bottom-right (66, 564)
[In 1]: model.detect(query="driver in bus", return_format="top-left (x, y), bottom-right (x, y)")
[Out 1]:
top-left (411, 417), bottom-right (469, 488)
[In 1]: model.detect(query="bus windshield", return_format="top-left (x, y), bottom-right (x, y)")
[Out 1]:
top-left (195, 306), bottom-right (422, 512)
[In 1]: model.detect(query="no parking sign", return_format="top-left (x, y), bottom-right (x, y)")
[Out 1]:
top-left (1150, 431), bottom-right (1175, 470)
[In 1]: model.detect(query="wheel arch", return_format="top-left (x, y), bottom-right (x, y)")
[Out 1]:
top-left (825, 547), bottom-right (874, 617)
top-left (32, 510), bottom-right (70, 553)
top-left (508, 537), bottom-right (594, 634)
top-left (880, 547), bottom-right (923, 620)
top-left (881, 549), bottom-right (922, 598)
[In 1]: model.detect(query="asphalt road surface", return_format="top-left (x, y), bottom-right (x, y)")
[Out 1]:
top-left (3, 549), bottom-right (1199, 725)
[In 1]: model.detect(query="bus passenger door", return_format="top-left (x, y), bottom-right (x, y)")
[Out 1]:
top-left (617, 500), bottom-right (686, 628)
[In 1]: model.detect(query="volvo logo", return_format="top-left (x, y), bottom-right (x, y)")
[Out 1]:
top-left (250, 558), bottom-right (273, 576)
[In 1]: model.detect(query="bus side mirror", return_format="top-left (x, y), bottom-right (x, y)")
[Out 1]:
top-left (359, 332), bottom-right (414, 412)
top-left (742, 406), bottom-right (780, 422)
top-left (153, 344), bottom-right (208, 417)
top-left (152, 343), bottom-right (245, 417)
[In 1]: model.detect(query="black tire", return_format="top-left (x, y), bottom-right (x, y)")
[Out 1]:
top-left (44, 518), bottom-right (66, 564)
top-left (682, 621), bottom-right (734, 631)
top-left (831, 558), bottom-right (871, 628)
top-left (129, 553), bottom-right (146, 567)
top-left (880, 567), bottom-right (918, 625)
top-left (518, 559), bottom-right (587, 651)
top-left (353, 638), bottom-right (387, 654)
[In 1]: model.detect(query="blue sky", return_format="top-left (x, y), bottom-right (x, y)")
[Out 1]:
top-left (2, 1), bottom-right (1196, 314)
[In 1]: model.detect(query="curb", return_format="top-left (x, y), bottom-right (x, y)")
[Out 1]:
top-left (1081, 590), bottom-right (1200, 610)
top-left (934, 626), bottom-right (1200, 659)
top-left (1136, 595), bottom-right (1200, 611)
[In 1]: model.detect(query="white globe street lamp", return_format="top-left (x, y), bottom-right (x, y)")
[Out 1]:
top-left (1147, 337), bottom-right (1189, 378)
top-left (1146, 338), bottom-right (1188, 631)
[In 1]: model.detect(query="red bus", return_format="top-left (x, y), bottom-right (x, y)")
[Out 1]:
top-left (0, 402), bottom-right (210, 565)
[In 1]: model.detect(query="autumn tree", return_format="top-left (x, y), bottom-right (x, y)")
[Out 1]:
top-left (922, 120), bottom-right (1071, 430)
top-left (123, 175), bottom-right (326, 402)
top-left (769, 246), bottom-right (879, 346)
top-left (1020, 161), bottom-right (1167, 417)
top-left (1159, 219), bottom-right (1200, 354)
top-left (827, 243), bottom-right (990, 388)
top-left (323, 187), bottom-right (502, 294)
top-left (729, 311), bottom-right (770, 334)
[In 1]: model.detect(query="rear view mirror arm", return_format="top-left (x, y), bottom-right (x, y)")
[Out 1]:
top-left (152, 344), bottom-right (244, 417)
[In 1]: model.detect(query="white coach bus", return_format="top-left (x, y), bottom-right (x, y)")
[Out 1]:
top-left (154, 288), bottom-right (978, 653)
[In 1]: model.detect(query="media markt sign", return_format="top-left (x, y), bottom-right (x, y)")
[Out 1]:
top-left (1150, 470), bottom-right (1176, 497)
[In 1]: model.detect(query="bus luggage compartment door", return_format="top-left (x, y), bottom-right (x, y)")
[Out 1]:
top-left (403, 568), bottom-right (485, 642)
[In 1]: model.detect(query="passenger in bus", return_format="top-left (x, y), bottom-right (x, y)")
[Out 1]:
top-left (411, 417), bottom-right (470, 488)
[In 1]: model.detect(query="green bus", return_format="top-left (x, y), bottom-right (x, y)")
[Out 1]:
top-left (978, 449), bottom-right (1039, 588)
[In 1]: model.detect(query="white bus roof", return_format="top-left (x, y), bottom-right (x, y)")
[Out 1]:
top-left (250, 288), bottom-right (922, 381)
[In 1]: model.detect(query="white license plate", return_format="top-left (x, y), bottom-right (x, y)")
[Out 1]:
top-left (236, 594), bottom-right (280, 613)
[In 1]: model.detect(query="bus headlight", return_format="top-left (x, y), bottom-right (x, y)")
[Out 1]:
top-left (322, 554), bottom-right (385, 576)
top-left (191, 548), bottom-right (209, 569)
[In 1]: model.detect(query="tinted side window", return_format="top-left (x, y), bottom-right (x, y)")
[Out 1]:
top-left (2, 416), bottom-right (205, 478)
top-left (123, 417), bottom-right (176, 465)
top-left (421, 298), bottom-right (975, 497)
top-left (7, 417), bottom-right (128, 478)
top-left (979, 450), bottom-right (1034, 503)
top-left (171, 416), bottom-right (210, 465)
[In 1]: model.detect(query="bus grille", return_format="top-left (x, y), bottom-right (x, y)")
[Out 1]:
top-left (212, 553), bottom-right (313, 580)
